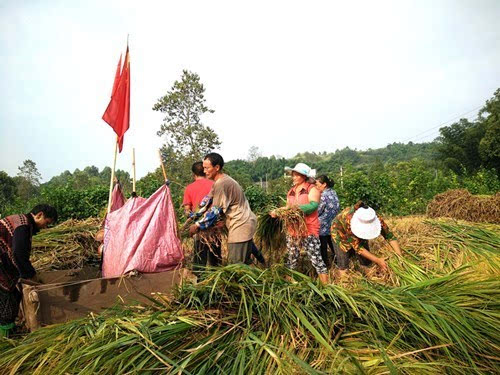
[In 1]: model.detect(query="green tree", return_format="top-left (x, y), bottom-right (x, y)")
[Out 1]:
top-left (0, 171), bottom-right (17, 215)
top-left (153, 70), bottom-right (221, 177)
top-left (247, 146), bottom-right (262, 163)
top-left (83, 166), bottom-right (99, 177)
top-left (436, 119), bottom-right (485, 174)
top-left (72, 169), bottom-right (90, 190)
top-left (478, 89), bottom-right (500, 172)
top-left (16, 160), bottom-right (42, 201)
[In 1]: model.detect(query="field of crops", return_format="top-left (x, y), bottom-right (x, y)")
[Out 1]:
top-left (0, 216), bottom-right (499, 374)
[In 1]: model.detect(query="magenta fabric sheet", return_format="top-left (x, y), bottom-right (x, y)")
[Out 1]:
top-left (109, 183), bottom-right (126, 212)
top-left (102, 184), bottom-right (184, 277)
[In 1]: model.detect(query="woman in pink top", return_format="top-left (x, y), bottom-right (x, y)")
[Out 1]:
top-left (271, 163), bottom-right (329, 284)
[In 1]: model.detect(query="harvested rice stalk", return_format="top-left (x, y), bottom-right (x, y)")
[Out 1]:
top-left (179, 220), bottom-right (229, 267)
top-left (31, 218), bottom-right (101, 271)
top-left (427, 189), bottom-right (500, 223)
top-left (255, 206), bottom-right (307, 264)
top-left (256, 211), bottom-right (283, 250)
top-left (1, 264), bottom-right (499, 374)
top-left (4, 215), bottom-right (498, 375)
top-left (273, 206), bottom-right (308, 238)
top-left (198, 225), bottom-right (227, 249)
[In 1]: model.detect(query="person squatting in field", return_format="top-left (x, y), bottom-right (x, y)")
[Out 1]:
top-left (331, 201), bottom-right (402, 278)
top-left (271, 163), bottom-right (329, 284)
top-left (0, 204), bottom-right (58, 337)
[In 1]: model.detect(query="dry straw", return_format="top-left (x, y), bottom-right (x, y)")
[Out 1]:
top-left (427, 189), bottom-right (500, 223)
top-left (31, 218), bottom-right (101, 272)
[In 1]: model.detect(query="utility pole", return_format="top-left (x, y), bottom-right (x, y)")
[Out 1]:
top-left (340, 165), bottom-right (344, 189)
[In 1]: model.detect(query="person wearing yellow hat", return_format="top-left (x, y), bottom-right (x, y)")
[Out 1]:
top-left (331, 201), bottom-right (402, 277)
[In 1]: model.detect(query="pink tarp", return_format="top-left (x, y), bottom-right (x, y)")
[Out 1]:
top-left (110, 183), bottom-right (126, 212)
top-left (102, 184), bottom-right (184, 277)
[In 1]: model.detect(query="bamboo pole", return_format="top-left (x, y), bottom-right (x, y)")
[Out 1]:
top-left (107, 138), bottom-right (119, 214)
top-left (132, 148), bottom-right (136, 193)
top-left (158, 150), bottom-right (167, 181)
top-left (157, 150), bottom-right (180, 238)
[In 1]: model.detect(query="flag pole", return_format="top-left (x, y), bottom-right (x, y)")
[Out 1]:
top-left (107, 137), bottom-right (119, 213)
top-left (158, 149), bottom-right (167, 181)
top-left (157, 149), bottom-right (180, 238)
top-left (132, 147), bottom-right (136, 193)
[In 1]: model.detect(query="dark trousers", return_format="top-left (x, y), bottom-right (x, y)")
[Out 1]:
top-left (228, 240), bottom-right (254, 264)
top-left (193, 238), bottom-right (222, 269)
top-left (0, 288), bottom-right (22, 325)
top-left (250, 242), bottom-right (265, 264)
top-left (319, 235), bottom-right (335, 268)
top-left (334, 244), bottom-right (373, 270)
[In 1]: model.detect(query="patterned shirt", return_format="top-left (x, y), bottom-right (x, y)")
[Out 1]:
top-left (195, 175), bottom-right (256, 243)
top-left (331, 201), bottom-right (396, 254)
top-left (318, 188), bottom-right (340, 236)
top-left (0, 214), bottom-right (37, 292)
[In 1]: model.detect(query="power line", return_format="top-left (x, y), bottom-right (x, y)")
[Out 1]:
top-left (402, 105), bottom-right (482, 143)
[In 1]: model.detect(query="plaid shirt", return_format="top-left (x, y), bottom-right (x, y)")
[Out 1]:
top-left (331, 201), bottom-right (396, 254)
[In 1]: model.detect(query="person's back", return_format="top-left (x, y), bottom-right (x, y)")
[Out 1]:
top-left (184, 178), bottom-right (213, 211)
top-left (183, 161), bottom-right (214, 215)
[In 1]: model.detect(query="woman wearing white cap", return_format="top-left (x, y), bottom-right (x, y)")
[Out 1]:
top-left (331, 201), bottom-right (402, 276)
top-left (271, 163), bottom-right (329, 284)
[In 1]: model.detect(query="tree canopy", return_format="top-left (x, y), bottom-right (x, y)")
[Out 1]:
top-left (153, 70), bottom-right (221, 174)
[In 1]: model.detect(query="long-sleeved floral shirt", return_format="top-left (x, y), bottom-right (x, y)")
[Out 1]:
top-left (331, 201), bottom-right (396, 253)
top-left (191, 195), bottom-right (223, 230)
top-left (318, 188), bottom-right (340, 236)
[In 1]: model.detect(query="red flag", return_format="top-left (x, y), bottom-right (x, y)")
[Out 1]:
top-left (110, 54), bottom-right (122, 97)
top-left (102, 47), bottom-right (130, 152)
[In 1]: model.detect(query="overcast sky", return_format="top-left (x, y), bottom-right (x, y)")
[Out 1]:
top-left (1, 0), bottom-right (499, 182)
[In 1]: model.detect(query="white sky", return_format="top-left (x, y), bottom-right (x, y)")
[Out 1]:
top-left (1, 0), bottom-right (499, 181)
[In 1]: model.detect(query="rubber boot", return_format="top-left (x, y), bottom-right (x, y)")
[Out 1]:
top-left (0, 323), bottom-right (15, 338)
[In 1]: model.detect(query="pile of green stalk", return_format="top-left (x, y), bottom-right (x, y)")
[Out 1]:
top-left (0, 219), bottom-right (498, 374)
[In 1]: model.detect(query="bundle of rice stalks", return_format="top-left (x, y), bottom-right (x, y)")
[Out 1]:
top-left (256, 211), bottom-right (283, 249)
top-left (198, 225), bottom-right (227, 249)
top-left (1, 263), bottom-right (498, 374)
top-left (31, 218), bottom-right (101, 272)
top-left (273, 206), bottom-right (308, 238)
top-left (427, 189), bottom-right (500, 223)
top-left (179, 220), bottom-right (228, 268)
top-left (255, 206), bottom-right (307, 265)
